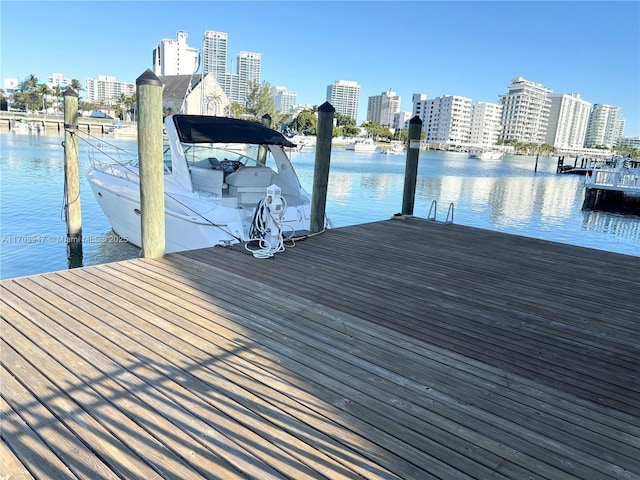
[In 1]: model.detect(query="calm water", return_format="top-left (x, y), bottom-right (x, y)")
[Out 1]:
top-left (1, 132), bottom-right (638, 280)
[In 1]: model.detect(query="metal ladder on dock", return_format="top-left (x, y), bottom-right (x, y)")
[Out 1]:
top-left (427, 200), bottom-right (454, 224)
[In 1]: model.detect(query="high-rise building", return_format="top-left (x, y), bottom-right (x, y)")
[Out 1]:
top-left (392, 111), bottom-right (413, 131)
top-left (326, 80), bottom-right (360, 122)
top-left (412, 94), bottom-right (472, 145)
top-left (201, 31), bottom-right (260, 107)
top-left (46, 73), bottom-right (71, 89)
top-left (584, 104), bottom-right (625, 148)
top-left (545, 93), bottom-right (591, 148)
top-left (237, 51), bottom-right (261, 86)
top-left (202, 30), bottom-right (228, 81)
top-left (271, 86), bottom-right (297, 114)
top-left (470, 102), bottom-right (503, 146)
top-left (86, 75), bottom-right (135, 103)
top-left (236, 51), bottom-right (261, 104)
top-left (152, 31), bottom-right (199, 76)
top-left (366, 89), bottom-right (401, 126)
top-left (498, 77), bottom-right (552, 144)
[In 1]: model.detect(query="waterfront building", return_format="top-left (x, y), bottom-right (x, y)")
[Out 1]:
top-left (413, 93), bottom-right (472, 145)
top-left (616, 136), bottom-right (640, 151)
top-left (202, 30), bottom-right (228, 81)
top-left (235, 51), bottom-right (261, 105)
top-left (470, 102), bottom-right (503, 146)
top-left (152, 31), bottom-right (199, 76)
top-left (585, 104), bottom-right (626, 148)
top-left (366, 89), bottom-right (401, 127)
top-left (498, 77), bottom-right (552, 145)
top-left (271, 86), bottom-right (297, 114)
top-left (46, 73), bottom-right (71, 89)
top-left (412, 93), bottom-right (427, 118)
top-left (201, 30), bottom-right (261, 107)
top-left (86, 75), bottom-right (135, 104)
top-left (327, 80), bottom-right (360, 123)
top-left (545, 93), bottom-right (591, 149)
top-left (392, 111), bottom-right (413, 131)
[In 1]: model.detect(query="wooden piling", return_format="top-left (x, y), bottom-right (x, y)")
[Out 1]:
top-left (63, 88), bottom-right (83, 266)
top-left (257, 113), bottom-right (271, 165)
top-left (310, 102), bottom-right (335, 233)
top-left (136, 69), bottom-right (165, 258)
top-left (401, 116), bottom-right (423, 215)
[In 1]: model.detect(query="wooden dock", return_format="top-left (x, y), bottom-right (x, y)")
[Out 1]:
top-left (2, 218), bottom-right (639, 479)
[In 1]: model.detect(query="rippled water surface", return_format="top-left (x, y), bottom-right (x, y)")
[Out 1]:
top-left (1, 132), bottom-right (638, 279)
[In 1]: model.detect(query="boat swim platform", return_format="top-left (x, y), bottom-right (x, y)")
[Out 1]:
top-left (1, 217), bottom-right (638, 479)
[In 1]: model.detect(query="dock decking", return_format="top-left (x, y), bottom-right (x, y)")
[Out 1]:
top-left (2, 217), bottom-right (639, 479)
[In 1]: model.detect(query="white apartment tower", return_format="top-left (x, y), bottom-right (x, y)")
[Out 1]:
top-left (202, 31), bottom-right (261, 107)
top-left (392, 111), bottom-right (413, 131)
top-left (470, 102), bottom-right (503, 146)
top-left (499, 77), bottom-right (552, 144)
top-left (237, 51), bottom-right (261, 86)
top-left (327, 80), bottom-right (360, 122)
top-left (236, 51), bottom-right (262, 104)
top-left (545, 93), bottom-right (592, 149)
top-left (271, 86), bottom-right (297, 114)
top-left (366, 89), bottom-right (401, 126)
top-left (202, 30), bottom-right (228, 81)
top-left (86, 75), bottom-right (135, 103)
top-left (46, 73), bottom-right (71, 89)
top-left (413, 94), bottom-right (472, 145)
top-left (584, 104), bottom-right (625, 148)
top-left (152, 31), bottom-right (199, 76)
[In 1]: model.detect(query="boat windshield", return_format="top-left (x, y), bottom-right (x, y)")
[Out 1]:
top-left (180, 143), bottom-right (280, 171)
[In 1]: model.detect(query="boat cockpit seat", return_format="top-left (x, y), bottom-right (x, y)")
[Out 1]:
top-left (225, 166), bottom-right (273, 187)
top-left (190, 167), bottom-right (224, 196)
top-left (224, 166), bottom-right (274, 204)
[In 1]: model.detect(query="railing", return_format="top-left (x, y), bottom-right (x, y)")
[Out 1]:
top-left (427, 200), bottom-right (454, 224)
top-left (585, 167), bottom-right (640, 192)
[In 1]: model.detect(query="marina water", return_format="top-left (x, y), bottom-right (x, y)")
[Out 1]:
top-left (1, 132), bottom-right (638, 280)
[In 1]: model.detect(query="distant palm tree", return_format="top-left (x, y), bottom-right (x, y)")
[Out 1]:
top-left (37, 83), bottom-right (51, 112)
top-left (70, 78), bottom-right (83, 96)
top-left (21, 74), bottom-right (38, 92)
top-left (52, 85), bottom-right (63, 113)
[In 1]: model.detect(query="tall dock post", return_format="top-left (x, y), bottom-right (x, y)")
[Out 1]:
top-left (63, 88), bottom-right (83, 267)
top-left (310, 102), bottom-right (335, 233)
top-left (257, 113), bottom-right (271, 165)
top-left (136, 69), bottom-right (165, 258)
top-left (401, 116), bottom-right (423, 215)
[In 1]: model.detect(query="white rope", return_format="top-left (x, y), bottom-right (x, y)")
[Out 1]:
top-left (245, 196), bottom-right (288, 258)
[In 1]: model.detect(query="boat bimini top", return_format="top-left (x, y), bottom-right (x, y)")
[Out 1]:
top-left (170, 114), bottom-right (296, 147)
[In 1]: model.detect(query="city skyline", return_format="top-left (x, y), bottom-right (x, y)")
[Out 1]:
top-left (1, 1), bottom-right (638, 134)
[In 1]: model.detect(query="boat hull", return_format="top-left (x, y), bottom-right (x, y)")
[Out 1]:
top-left (86, 165), bottom-right (311, 253)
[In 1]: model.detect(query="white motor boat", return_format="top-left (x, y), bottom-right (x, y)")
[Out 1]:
top-left (86, 114), bottom-right (319, 254)
top-left (381, 140), bottom-right (405, 155)
top-left (345, 138), bottom-right (377, 152)
top-left (468, 149), bottom-right (503, 160)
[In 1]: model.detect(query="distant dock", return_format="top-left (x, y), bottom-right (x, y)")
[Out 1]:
top-left (582, 158), bottom-right (640, 214)
top-left (0, 111), bottom-right (122, 135)
top-left (1, 218), bottom-right (639, 479)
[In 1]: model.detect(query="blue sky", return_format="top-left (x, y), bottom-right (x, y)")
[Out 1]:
top-left (2, 1), bottom-right (638, 134)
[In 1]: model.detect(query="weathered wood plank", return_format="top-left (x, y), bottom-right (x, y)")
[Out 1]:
top-left (181, 220), bottom-right (639, 417)
top-left (2, 219), bottom-right (639, 480)
top-left (133, 255), bottom-right (637, 479)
